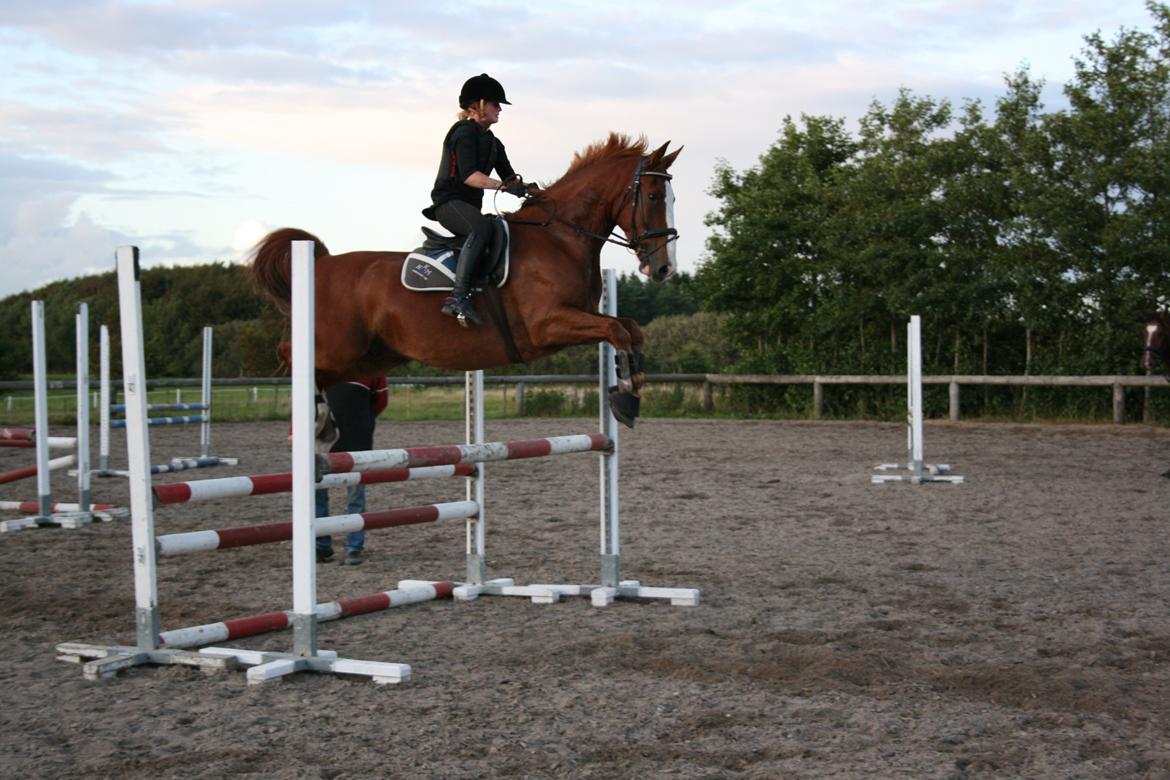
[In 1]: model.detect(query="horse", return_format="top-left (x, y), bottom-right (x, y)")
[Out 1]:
top-left (248, 134), bottom-right (681, 427)
top-left (1140, 310), bottom-right (1170, 377)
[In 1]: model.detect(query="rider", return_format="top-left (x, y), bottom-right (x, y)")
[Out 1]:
top-left (423, 73), bottom-right (536, 327)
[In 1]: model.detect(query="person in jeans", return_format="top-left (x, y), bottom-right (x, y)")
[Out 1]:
top-left (316, 376), bottom-right (388, 565)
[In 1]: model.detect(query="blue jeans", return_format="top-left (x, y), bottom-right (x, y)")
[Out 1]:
top-left (316, 484), bottom-right (366, 553)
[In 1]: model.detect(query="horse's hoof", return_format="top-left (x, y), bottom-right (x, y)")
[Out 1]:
top-left (607, 388), bottom-right (640, 428)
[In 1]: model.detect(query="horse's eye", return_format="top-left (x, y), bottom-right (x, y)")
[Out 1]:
top-left (648, 193), bottom-right (659, 202)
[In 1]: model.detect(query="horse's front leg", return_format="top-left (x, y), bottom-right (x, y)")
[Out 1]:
top-left (613, 316), bottom-right (647, 390)
top-left (527, 311), bottom-right (643, 427)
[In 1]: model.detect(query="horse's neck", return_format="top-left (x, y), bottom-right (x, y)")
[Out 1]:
top-left (555, 159), bottom-right (634, 236)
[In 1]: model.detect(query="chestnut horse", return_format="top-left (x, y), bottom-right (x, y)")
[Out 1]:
top-left (248, 134), bottom-right (681, 426)
top-left (1140, 310), bottom-right (1170, 377)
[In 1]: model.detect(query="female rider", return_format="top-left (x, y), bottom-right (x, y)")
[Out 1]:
top-left (423, 73), bottom-right (535, 326)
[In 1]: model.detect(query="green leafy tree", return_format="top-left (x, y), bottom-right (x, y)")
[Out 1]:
top-left (696, 114), bottom-right (856, 371)
top-left (1045, 3), bottom-right (1170, 371)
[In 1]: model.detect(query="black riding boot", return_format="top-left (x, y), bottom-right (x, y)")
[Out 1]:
top-left (441, 228), bottom-right (486, 327)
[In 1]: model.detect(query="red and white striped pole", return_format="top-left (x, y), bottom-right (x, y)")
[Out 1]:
top-left (320, 433), bottom-right (612, 476)
top-left (152, 463), bottom-right (475, 505)
top-left (0, 501), bottom-right (116, 513)
top-left (155, 500), bottom-right (479, 556)
top-left (158, 581), bottom-right (454, 650)
top-left (0, 454), bottom-right (76, 486)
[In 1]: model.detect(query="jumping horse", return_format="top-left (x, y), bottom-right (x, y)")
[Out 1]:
top-left (248, 134), bottom-right (681, 427)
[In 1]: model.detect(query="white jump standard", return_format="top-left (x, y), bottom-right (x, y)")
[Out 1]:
top-left (872, 315), bottom-right (964, 485)
top-left (55, 246), bottom-right (421, 687)
top-left (57, 243), bottom-right (699, 687)
top-left (196, 241), bottom-right (414, 684)
top-left (450, 269), bottom-right (700, 607)
top-left (0, 301), bottom-right (127, 532)
top-left (96, 323), bottom-right (238, 477)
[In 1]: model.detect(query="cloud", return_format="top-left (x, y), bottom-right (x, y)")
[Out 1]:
top-left (0, 195), bottom-right (124, 295)
top-left (1, 0), bottom-right (1161, 296)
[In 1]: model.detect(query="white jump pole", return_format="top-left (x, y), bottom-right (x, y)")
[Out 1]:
top-left (74, 303), bottom-right (92, 521)
top-left (97, 321), bottom-right (234, 477)
top-left (200, 240), bottom-right (411, 685)
top-left (289, 240), bottom-right (317, 659)
top-left (98, 324), bottom-right (111, 473)
top-left (0, 303), bottom-right (126, 532)
top-left (0, 302), bottom-right (72, 531)
top-left (908, 315), bottom-right (924, 475)
top-left (200, 326), bottom-right (212, 458)
top-left (595, 268), bottom-right (622, 603)
top-left (465, 369), bottom-right (487, 586)
top-left (872, 315), bottom-right (963, 484)
top-left (52, 247), bottom-right (233, 678)
top-left (31, 301), bottom-right (51, 520)
top-left (451, 269), bottom-right (699, 606)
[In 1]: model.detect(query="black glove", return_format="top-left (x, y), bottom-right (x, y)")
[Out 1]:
top-left (502, 176), bottom-right (527, 198)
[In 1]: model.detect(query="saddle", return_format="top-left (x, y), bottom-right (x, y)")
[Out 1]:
top-left (401, 216), bottom-right (511, 293)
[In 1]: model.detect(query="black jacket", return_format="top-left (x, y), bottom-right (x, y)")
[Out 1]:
top-left (424, 120), bottom-right (516, 218)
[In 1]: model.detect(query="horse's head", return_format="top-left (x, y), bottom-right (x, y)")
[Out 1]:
top-left (1140, 310), bottom-right (1170, 374)
top-left (620, 141), bottom-right (682, 282)
top-left (521, 135), bottom-right (683, 282)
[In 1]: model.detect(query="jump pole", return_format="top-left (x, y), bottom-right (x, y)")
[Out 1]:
top-left (872, 315), bottom-right (963, 485)
top-left (28, 301), bottom-right (49, 520)
top-left (198, 240), bottom-right (413, 684)
top-left (52, 247), bottom-right (237, 679)
top-left (56, 245), bottom-right (449, 683)
top-left (0, 302), bottom-right (126, 532)
top-left (96, 323), bottom-right (237, 477)
top-left (450, 269), bottom-right (700, 606)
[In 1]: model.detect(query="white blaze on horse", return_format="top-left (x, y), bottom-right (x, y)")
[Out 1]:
top-left (1140, 310), bottom-right (1170, 375)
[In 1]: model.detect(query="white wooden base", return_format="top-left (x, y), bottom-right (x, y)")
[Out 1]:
top-left (198, 647), bottom-right (410, 685)
top-left (449, 577), bottom-right (700, 607)
top-left (0, 507), bottom-right (129, 533)
top-left (872, 462), bottom-right (964, 484)
top-left (56, 641), bottom-right (236, 680)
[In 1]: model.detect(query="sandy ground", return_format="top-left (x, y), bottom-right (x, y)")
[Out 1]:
top-left (0, 417), bottom-right (1168, 779)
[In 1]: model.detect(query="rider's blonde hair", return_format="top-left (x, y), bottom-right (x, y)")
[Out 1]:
top-left (458, 99), bottom-right (488, 121)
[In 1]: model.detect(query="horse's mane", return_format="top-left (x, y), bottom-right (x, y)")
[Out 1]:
top-left (511, 133), bottom-right (647, 221)
top-left (559, 133), bottom-right (648, 180)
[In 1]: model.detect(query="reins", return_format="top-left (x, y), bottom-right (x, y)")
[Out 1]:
top-left (498, 156), bottom-right (678, 263)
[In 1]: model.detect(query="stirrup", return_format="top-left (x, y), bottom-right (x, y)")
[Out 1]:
top-left (441, 295), bottom-right (481, 327)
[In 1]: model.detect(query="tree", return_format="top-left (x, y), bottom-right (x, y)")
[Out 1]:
top-left (1045, 2), bottom-right (1170, 371)
top-left (696, 114), bottom-right (856, 371)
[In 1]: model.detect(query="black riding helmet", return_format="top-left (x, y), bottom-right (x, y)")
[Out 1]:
top-left (459, 73), bottom-right (511, 109)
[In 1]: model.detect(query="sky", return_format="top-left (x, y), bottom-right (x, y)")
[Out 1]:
top-left (0, 0), bottom-right (1161, 299)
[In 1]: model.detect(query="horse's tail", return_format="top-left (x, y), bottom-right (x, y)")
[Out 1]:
top-left (246, 228), bottom-right (330, 313)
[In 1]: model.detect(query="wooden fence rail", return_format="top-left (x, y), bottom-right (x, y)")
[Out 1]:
top-left (2, 373), bottom-right (1164, 424)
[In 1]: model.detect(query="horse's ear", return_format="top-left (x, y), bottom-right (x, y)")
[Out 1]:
top-left (645, 141), bottom-right (671, 168)
top-left (1138, 309), bottom-right (1155, 323)
top-left (661, 145), bottom-right (683, 170)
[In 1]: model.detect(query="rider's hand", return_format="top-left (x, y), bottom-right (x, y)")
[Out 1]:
top-left (502, 175), bottom-right (527, 198)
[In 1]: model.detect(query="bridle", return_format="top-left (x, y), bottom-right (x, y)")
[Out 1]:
top-left (623, 156), bottom-right (678, 253)
top-left (505, 155), bottom-right (679, 266)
